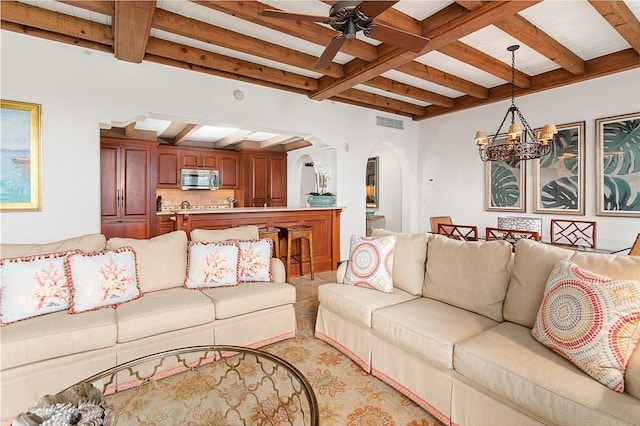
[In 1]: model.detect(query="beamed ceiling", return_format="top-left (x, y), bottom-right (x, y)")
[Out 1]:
top-left (2, 0), bottom-right (639, 145)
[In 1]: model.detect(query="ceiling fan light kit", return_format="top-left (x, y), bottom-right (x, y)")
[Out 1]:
top-left (475, 45), bottom-right (557, 162)
top-left (261, 1), bottom-right (429, 70)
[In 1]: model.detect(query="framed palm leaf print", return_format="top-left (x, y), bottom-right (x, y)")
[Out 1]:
top-left (532, 121), bottom-right (585, 215)
top-left (596, 112), bottom-right (640, 217)
top-left (485, 136), bottom-right (526, 212)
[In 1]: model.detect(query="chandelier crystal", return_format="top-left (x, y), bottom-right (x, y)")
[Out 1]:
top-left (475, 45), bottom-right (557, 162)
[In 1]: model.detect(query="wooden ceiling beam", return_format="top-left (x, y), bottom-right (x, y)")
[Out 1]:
top-left (438, 41), bottom-right (531, 88)
top-left (0, 20), bottom-right (113, 53)
top-left (196, 1), bottom-right (378, 62)
top-left (113, 1), bottom-right (155, 63)
top-left (495, 15), bottom-right (585, 75)
top-left (0, 1), bottom-right (112, 45)
top-left (310, 1), bottom-right (538, 101)
top-left (333, 88), bottom-right (426, 116)
top-left (397, 61), bottom-right (489, 99)
top-left (589, 0), bottom-right (640, 54)
top-left (145, 38), bottom-right (318, 91)
top-left (151, 8), bottom-right (344, 79)
top-left (417, 48), bottom-right (640, 120)
top-left (363, 76), bottom-right (453, 108)
top-left (215, 130), bottom-right (253, 148)
top-left (173, 124), bottom-right (201, 146)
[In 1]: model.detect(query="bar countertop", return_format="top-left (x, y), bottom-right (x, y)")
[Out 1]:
top-left (158, 206), bottom-right (343, 215)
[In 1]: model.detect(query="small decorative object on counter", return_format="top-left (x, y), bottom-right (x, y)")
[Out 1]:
top-left (156, 195), bottom-right (163, 212)
top-left (14, 384), bottom-right (114, 426)
top-left (308, 163), bottom-right (336, 207)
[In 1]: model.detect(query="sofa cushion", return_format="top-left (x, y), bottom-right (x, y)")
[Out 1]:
top-left (423, 235), bottom-right (512, 322)
top-left (372, 298), bottom-right (498, 370)
top-left (238, 239), bottom-right (272, 283)
top-left (318, 283), bottom-right (418, 329)
top-left (107, 230), bottom-right (188, 293)
top-left (371, 229), bottom-right (430, 295)
top-left (0, 308), bottom-right (117, 369)
top-left (344, 235), bottom-right (395, 293)
top-left (191, 225), bottom-right (259, 242)
top-left (115, 287), bottom-right (215, 343)
top-left (200, 282), bottom-right (295, 320)
top-left (504, 239), bottom-right (640, 328)
top-left (532, 259), bottom-right (640, 393)
top-left (65, 247), bottom-right (142, 314)
top-left (0, 233), bottom-right (106, 257)
top-left (1, 250), bottom-right (78, 325)
top-left (185, 241), bottom-right (240, 288)
top-left (454, 322), bottom-right (640, 426)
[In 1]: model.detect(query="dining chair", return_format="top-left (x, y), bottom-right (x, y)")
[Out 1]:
top-left (437, 224), bottom-right (478, 241)
top-left (486, 227), bottom-right (540, 250)
top-left (497, 216), bottom-right (543, 234)
top-left (629, 233), bottom-right (640, 256)
top-left (550, 219), bottom-right (597, 249)
top-left (430, 216), bottom-right (452, 233)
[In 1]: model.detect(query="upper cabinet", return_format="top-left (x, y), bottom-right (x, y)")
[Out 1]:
top-left (180, 149), bottom-right (218, 169)
top-left (218, 151), bottom-right (239, 189)
top-left (241, 151), bottom-right (287, 207)
top-left (157, 147), bottom-right (180, 188)
top-left (156, 146), bottom-right (239, 189)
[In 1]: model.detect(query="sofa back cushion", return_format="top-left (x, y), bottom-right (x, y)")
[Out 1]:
top-left (107, 230), bottom-right (188, 293)
top-left (0, 233), bottom-right (106, 257)
top-left (503, 239), bottom-right (640, 328)
top-left (191, 226), bottom-right (259, 243)
top-left (371, 229), bottom-right (430, 296)
top-left (424, 234), bottom-right (512, 322)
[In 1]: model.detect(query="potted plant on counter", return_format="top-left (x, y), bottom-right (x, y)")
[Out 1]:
top-left (308, 163), bottom-right (336, 207)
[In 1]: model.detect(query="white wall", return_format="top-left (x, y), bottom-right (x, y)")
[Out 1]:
top-left (419, 69), bottom-right (640, 245)
top-left (369, 144), bottom-right (402, 232)
top-left (0, 31), bottom-right (419, 259)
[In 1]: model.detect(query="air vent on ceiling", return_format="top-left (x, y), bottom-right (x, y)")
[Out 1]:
top-left (376, 116), bottom-right (404, 130)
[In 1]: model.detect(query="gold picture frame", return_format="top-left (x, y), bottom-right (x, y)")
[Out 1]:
top-left (1, 99), bottom-right (42, 211)
top-left (484, 134), bottom-right (526, 212)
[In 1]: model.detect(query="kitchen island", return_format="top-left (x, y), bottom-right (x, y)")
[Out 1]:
top-left (165, 206), bottom-right (342, 276)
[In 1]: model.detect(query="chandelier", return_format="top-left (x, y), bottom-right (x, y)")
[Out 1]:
top-left (474, 45), bottom-right (557, 162)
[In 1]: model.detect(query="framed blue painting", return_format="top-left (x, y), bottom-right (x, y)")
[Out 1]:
top-left (0, 100), bottom-right (41, 211)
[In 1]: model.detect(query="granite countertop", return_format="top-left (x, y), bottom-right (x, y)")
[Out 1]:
top-left (157, 206), bottom-right (343, 215)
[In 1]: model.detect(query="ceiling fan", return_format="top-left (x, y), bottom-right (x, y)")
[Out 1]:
top-left (260, 1), bottom-right (430, 70)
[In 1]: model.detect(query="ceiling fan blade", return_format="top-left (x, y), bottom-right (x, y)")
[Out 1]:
top-left (367, 23), bottom-right (429, 53)
top-left (314, 35), bottom-right (347, 70)
top-left (260, 9), bottom-right (331, 23)
top-left (358, 1), bottom-right (398, 18)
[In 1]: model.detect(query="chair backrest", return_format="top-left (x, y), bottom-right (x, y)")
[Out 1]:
top-left (486, 227), bottom-right (540, 250)
top-left (438, 224), bottom-right (478, 241)
top-left (497, 216), bottom-right (543, 234)
top-left (430, 216), bottom-right (452, 233)
top-left (550, 219), bottom-right (597, 249)
top-left (630, 233), bottom-right (640, 256)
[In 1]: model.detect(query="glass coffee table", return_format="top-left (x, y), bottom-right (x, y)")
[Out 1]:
top-left (62, 345), bottom-right (318, 426)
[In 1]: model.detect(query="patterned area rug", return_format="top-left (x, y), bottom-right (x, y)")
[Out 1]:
top-left (260, 299), bottom-right (443, 426)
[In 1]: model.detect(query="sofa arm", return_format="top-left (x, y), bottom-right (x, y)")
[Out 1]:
top-left (271, 258), bottom-right (286, 283)
top-left (336, 261), bottom-right (348, 284)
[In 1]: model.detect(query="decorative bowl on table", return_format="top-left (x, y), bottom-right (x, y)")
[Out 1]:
top-left (307, 194), bottom-right (336, 207)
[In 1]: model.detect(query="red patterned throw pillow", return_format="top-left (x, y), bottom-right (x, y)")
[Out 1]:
top-left (532, 259), bottom-right (640, 392)
top-left (65, 247), bottom-right (142, 314)
top-left (185, 241), bottom-right (240, 288)
top-left (344, 235), bottom-right (396, 293)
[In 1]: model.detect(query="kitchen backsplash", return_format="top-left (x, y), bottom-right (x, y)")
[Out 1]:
top-left (157, 188), bottom-right (236, 210)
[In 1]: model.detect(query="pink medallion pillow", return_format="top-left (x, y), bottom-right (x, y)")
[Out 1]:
top-left (237, 239), bottom-right (272, 283)
top-left (65, 247), bottom-right (142, 314)
top-left (532, 259), bottom-right (640, 392)
top-left (185, 241), bottom-right (240, 289)
top-left (0, 250), bottom-right (79, 325)
top-left (344, 235), bottom-right (396, 293)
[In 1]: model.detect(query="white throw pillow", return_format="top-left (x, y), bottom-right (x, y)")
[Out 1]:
top-left (344, 235), bottom-right (396, 293)
top-left (532, 259), bottom-right (640, 393)
top-left (185, 241), bottom-right (240, 288)
top-left (0, 250), bottom-right (78, 325)
top-left (237, 239), bottom-right (272, 283)
top-left (65, 247), bottom-right (142, 314)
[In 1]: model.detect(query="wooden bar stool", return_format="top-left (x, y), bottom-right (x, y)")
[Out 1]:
top-left (258, 227), bottom-right (281, 259)
top-left (281, 225), bottom-right (314, 282)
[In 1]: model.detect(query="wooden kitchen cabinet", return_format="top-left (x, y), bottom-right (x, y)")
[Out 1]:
top-left (157, 146), bottom-right (180, 188)
top-left (156, 214), bottom-right (176, 236)
top-left (180, 148), bottom-right (218, 169)
top-left (100, 138), bottom-right (155, 239)
top-left (218, 151), bottom-right (239, 189)
top-left (241, 151), bottom-right (287, 207)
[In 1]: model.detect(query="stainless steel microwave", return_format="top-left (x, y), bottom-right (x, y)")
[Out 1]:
top-left (180, 168), bottom-right (220, 190)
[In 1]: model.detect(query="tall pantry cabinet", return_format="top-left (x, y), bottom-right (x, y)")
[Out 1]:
top-left (100, 138), bottom-right (155, 239)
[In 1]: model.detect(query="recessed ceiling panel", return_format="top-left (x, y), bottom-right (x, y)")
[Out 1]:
top-left (416, 51), bottom-right (505, 88)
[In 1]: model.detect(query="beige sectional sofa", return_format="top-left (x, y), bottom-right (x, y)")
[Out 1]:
top-left (0, 226), bottom-right (296, 420)
top-left (315, 231), bottom-right (640, 426)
